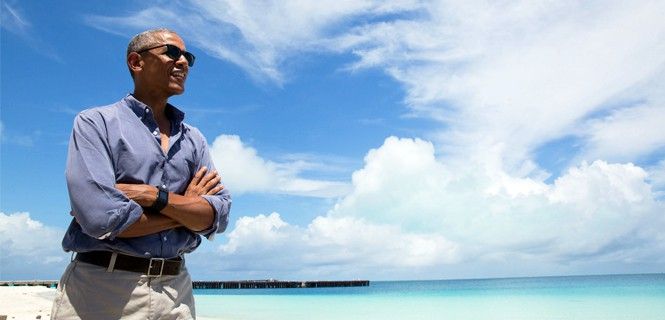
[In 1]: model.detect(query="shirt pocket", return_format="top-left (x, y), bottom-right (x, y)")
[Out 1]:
top-left (112, 135), bottom-right (163, 184)
top-left (166, 149), bottom-right (198, 192)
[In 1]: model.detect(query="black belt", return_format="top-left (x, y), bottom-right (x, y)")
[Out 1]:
top-left (76, 251), bottom-right (183, 276)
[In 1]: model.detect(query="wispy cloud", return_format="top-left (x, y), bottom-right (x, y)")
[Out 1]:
top-left (85, 0), bottom-right (665, 169)
top-left (334, 0), bottom-right (665, 172)
top-left (1, 1), bottom-right (30, 35)
top-left (183, 104), bottom-right (262, 116)
top-left (84, 1), bottom-right (422, 83)
top-left (209, 134), bottom-right (352, 198)
top-left (0, 121), bottom-right (42, 147)
top-left (1, 2), bottom-right (63, 62)
top-left (583, 102), bottom-right (665, 163)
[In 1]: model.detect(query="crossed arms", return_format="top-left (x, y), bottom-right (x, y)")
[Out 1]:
top-left (116, 167), bottom-right (223, 238)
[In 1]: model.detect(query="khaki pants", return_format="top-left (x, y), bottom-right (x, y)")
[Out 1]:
top-left (51, 260), bottom-right (195, 320)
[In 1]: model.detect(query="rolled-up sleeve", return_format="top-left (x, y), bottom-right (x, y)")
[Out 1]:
top-left (200, 188), bottom-right (231, 239)
top-left (66, 111), bottom-right (143, 240)
top-left (194, 132), bottom-right (231, 240)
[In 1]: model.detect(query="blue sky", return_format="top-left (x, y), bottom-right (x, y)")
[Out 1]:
top-left (1, 1), bottom-right (664, 281)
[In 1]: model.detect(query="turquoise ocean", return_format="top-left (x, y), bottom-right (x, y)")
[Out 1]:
top-left (194, 273), bottom-right (665, 320)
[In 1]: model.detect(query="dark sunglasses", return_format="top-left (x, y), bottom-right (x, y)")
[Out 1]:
top-left (136, 44), bottom-right (196, 67)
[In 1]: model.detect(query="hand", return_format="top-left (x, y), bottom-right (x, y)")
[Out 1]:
top-left (185, 166), bottom-right (224, 197)
top-left (116, 183), bottom-right (158, 207)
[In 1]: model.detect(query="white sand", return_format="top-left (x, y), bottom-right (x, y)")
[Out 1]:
top-left (0, 286), bottom-right (56, 320)
top-left (0, 286), bottom-right (227, 320)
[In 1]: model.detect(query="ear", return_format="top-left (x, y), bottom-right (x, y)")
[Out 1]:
top-left (127, 52), bottom-right (143, 74)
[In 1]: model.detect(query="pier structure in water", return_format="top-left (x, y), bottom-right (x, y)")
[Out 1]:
top-left (0, 279), bottom-right (370, 289)
top-left (192, 279), bottom-right (370, 289)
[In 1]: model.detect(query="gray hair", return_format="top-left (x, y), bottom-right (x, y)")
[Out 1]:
top-left (126, 28), bottom-right (176, 78)
top-left (126, 28), bottom-right (176, 56)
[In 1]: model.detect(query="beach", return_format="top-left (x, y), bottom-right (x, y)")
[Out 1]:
top-left (0, 286), bottom-right (56, 320)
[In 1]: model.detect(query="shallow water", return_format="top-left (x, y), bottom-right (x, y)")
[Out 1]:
top-left (195, 273), bottom-right (665, 320)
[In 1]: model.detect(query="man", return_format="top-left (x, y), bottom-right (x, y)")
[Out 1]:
top-left (51, 28), bottom-right (231, 319)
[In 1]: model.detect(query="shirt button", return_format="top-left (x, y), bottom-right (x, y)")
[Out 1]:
top-left (163, 237), bottom-right (168, 241)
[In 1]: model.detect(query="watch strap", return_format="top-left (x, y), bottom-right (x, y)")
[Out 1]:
top-left (149, 185), bottom-right (168, 213)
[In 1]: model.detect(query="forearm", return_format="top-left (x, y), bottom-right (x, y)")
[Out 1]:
top-left (160, 193), bottom-right (215, 232)
top-left (116, 178), bottom-right (217, 234)
top-left (117, 213), bottom-right (182, 238)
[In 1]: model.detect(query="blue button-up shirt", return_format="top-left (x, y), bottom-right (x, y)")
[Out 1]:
top-left (62, 95), bottom-right (231, 258)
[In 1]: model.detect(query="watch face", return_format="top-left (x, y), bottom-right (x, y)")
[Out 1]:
top-left (159, 188), bottom-right (168, 202)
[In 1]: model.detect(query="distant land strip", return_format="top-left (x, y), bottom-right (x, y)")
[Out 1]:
top-left (0, 279), bottom-right (370, 289)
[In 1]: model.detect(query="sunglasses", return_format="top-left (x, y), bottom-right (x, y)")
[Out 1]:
top-left (136, 44), bottom-right (196, 67)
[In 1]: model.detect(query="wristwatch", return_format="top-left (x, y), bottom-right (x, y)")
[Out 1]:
top-left (149, 185), bottom-right (169, 213)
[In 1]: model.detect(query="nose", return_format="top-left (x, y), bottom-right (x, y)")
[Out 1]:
top-left (175, 54), bottom-right (189, 68)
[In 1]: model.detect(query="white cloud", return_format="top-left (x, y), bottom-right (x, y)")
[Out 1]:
top-left (583, 103), bottom-right (665, 163)
top-left (331, 138), bottom-right (664, 260)
top-left (0, 212), bottom-right (68, 279)
top-left (209, 134), bottom-right (351, 198)
top-left (216, 212), bottom-right (458, 278)
top-left (213, 137), bottom-right (665, 278)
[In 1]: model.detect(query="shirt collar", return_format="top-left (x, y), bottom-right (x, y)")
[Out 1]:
top-left (123, 94), bottom-right (186, 126)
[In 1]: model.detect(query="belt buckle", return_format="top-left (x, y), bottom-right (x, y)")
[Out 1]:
top-left (147, 258), bottom-right (165, 277)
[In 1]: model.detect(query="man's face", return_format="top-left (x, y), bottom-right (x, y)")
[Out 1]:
top-left (138, 32), bottom-right (190, 97)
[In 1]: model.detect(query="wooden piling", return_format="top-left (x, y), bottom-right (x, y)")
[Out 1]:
top-left (0, 280), bottom-right (59, 288)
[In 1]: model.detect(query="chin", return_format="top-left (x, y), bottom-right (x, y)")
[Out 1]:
top-left (169, 87), bottom-right (185, 96)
